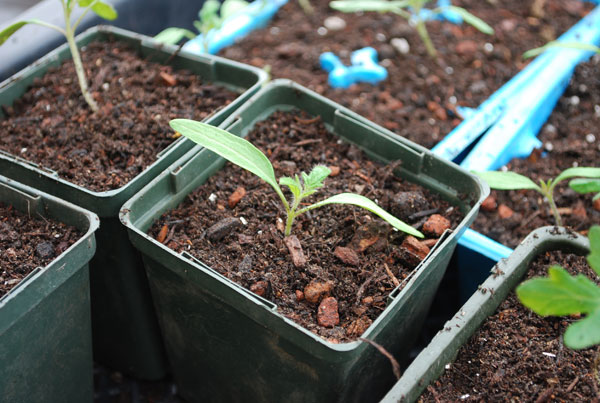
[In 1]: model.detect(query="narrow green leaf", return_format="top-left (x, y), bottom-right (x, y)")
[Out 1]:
top-left (473, 171), bottom-right (540, 191)
top-left (563, 309), bottom-right (600, 349)
top-left (0, 21), bottom-right (29, 46)
top-left (220, 0), bottom-right (249, 20)
top-left (554, 167), bottom-right (600, 186)
top-left (90, 1), bottom-right (118, 20)
top-left (170, 119), bottom-right (284, 201)
top-left (588, 226), bottom-right (600, 277)
top-left (516, 266), bottom-right (600, 316)
top-left (200, 0), bottom-right (221, 21)
top-left (445, 6), bottom-right (493, 35)
top-left (307, 193), bottom-right (424, 238)
top-left (330, 0), bottom-right (411, 13)
top-left (569, 178), bottom-right (600, 195)
top-left (154, 28), bottom-right (197, 45)
top-left (78, 0), bottom-right (93, 6)
top-left (524, 41), bottom-right (600, 59)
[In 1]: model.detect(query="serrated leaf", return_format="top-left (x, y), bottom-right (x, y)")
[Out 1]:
top-left (280, 176), bottom-right (302, 200)
top-left (303, 165), bottom-right (330, 190)
top-left (473, 171), bottom-right (540, 191)
top-left (170, 120), bottom-right (285, 202)
top-left (90, 1), bottom-right (117, 20)
top-left (330, 0), bottom-right (411, 13)
top-left (588, 226), bottom-right (600, 277)
top-left (154, 28), bottom-right (196, 45)
top-left (445, 6), bottom-right (493, 35)
top-left (563, 308), bottom-right (600, 349)
top-left (569, 178), bottom-right (600, 195)
top-left (516, 266), bottom-right (600, 316)
top-left (307, 193), bottom-right (424, 238)
top-left (220, 0), bottom-right (249, 20)
top-left (554, 167), bottom-right (600, 186)
top-left (0, 21), bottom-right (31, 46)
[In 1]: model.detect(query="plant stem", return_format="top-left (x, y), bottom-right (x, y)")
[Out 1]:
top-left (416, 17), bottom-right (436, 57)
top-left (547, 194), bottom-right (562, 226)
top-left (298, 0), bottom-right (314, 15)
top-left (62, 1), bottom-right (99, 112)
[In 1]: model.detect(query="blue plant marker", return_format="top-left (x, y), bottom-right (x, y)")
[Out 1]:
top-left (413, 0), bottom-right (463, 25)
top-left (320, 47), bottom-right (387, 89)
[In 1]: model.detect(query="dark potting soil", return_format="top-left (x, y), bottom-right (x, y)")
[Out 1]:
top-left (148, 109), bottom-right (466, 343)
top-left (0, 202), bottom-right (81, 299)
top-left (0, 40), bottom-right (238, 192)
top-left (220, 0), bottom-right (592, 149)
top-left (420, 250), bottom-right (600, 402)
top-left (473, 57), bottom-right (600, 248)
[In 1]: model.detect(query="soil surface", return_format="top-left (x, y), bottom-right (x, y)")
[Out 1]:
top-left (220, 0), bottom-right (592, 148)
top-left (420, 249), bottom-right (600, 402)
top-left (0, 40), bottom-right (239, 192)
top-left (148, 109), bottom-right (465, 342)
top-left (0, 203), bottom-right (81, 299)
top-left (473, 57), bottom-right (600, 248)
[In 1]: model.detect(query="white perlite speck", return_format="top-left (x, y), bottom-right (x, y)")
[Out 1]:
top-left (390, 38), bottom-right (410, 55)
top-left (324, 16), bottom-right (346, 31)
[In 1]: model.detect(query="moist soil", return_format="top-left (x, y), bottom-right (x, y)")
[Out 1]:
top-left (420, 249), bottom-right (600, 402)
top-left (148, 109), bottom-right (465, 343)
top-left (220, 0), bottom-right (593, 149)
top-left (0, 40), bottom-right (239, 192)
top-left (473, 57), bottom-right (600, 248)
top-left (0, 202), bottom-right (81, 299)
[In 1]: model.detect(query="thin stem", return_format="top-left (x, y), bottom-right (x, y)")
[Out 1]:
top-left (284, 196), bottom-right (301, 237)
top-left (29, 20), bottom-right (67, 36)
top-left (416, 17), bottom-right (436, 57)
top-left (298, 0), bottom-right (314, 15)
top-left (72, 0), bottom-right (99, 32)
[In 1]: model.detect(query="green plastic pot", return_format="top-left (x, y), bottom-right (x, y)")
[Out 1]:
top-left (0, 25), bottom-right (267, 379)
top-left (381, 226), bottom-right (590, 402)
top-left (0, 176), bottom-right (98, 403)
top-left (120, 80), bottom-right (488, 402)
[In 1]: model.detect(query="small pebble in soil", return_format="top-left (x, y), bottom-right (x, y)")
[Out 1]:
top-left (249, 281), bottom-right (270, 298)
top-left (334, 246), bottom-right (360, 266)
top-left (35, 242), bottom-right (55, 259)
top-left (238, 255), bottom-right (253, 273)
top-left (422, 214), bottom-right (451, 237)
top-left (390, 38), bottom-right (410, 55)
top-left (317, 27), bottom-right (327, 36)
top-left (304, 281), bottom-right (333, 304)
top-left (445, 66), bottom-right (454, 75)
top-left (207, 217), bottom-right (241, 242)
top-left (324, 16), bottom-right (346, 31)
top-left (317, 297), bottom-right (340, 328)
top-left (400, 236), bottom-right (430, 261)
top-left (585, 133), bottom-right (596, 143)
top-left (570, 95), bottom-right (580, 106)
top-left (544, 142), bottom-right (554, 152)
top-left (593, 198), bottom-right (600, 212)
top-left (481, 195), bottom-right (497, 212)
top-left (484, 43), bottom-right (494, 53)
top-left (497, 204), bottom-right (514, 219)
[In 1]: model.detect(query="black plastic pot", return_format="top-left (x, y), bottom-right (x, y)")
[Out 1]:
top-left (380, 226), bottom-right (590, 402)
top-left (0, 25), bottom-right (267, 379)
top-left (121, 80), bottom-right (488, 402)
top-left (0, 176), bottom-right (98, 402)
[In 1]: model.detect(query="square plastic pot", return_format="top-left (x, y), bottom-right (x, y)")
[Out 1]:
top-left (0, 25), bottom-right (267, 379)
top-left (120, 80), bottom-right (488, 402)
top-left (0, 176), bottom-right (99, 403)
top-left (380, 226), bottom-right (590, 402)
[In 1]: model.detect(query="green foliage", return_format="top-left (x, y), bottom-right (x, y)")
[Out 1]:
top-left (569, 178), bottom-right (600, 202)
top-left (516, 226), bottom-right (600, 349)
top-left (170, 119), bottom-right (424, 238)
top-left (154, 0), bottom-right (249, 51)
top-left (329, 0), bottom-right (493, 57)
top-left (0, 0), bottom-right (118, 112)
top-left (474, 168), bottom-right (600, 226)
top-left (524, 41), bottom-right (600, 59)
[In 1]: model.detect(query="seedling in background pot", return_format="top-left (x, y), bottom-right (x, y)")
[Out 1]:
top-left (154, 0), bottom-right (249, 52)
top-left (517, 225), bottom-right (600, 350)
top-left (170, 119), bottom-right (424, 238)
top-left (474, 168), bottom-right (600, 227)
top-left (0, 0), bottom-right (117, 112)
top-left (524, 41), bottom-right (600, 59)
top-left (329, 0), bottom-right (493, 57)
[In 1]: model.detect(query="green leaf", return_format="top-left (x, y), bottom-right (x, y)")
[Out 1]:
top-left (78, 0), bottom-right (93, 6)
top-left (524, 41), bottom-right (600, 59)
top-left (90, 1), bottom-right (117, 20)
top-left (0, 21), bottom-right (30, 46)
top-left (307, 193), bottom-right (424, 238)
top-left (220, 0), bottom-right (249, 19)
top-left (170, 119), bottom-right (286, 203)
top-left (303, 165), bottom-right (330, 191)
top-left (445, 6), bottom-right (493, 35)
top-left (473, 171), bottom-right (540, 191)
top-left (280, 176), bottom-right (302, 201)
top-left (154, 28), bottom-right (197, 45)
top-left (569, 178), bottom-right (600, 195)
top-left (200, 0), bottom-right (222, 22)
top-left (553, 167), bottom-right (600, 186)
top-left (330, 0), bottom-right (411, 13)
top-left (588, 226), bottom-right (600, 277)
top-left (516, 266), bottom-right (600, 316)
top-left (563, 308), bottom-right (600, 349)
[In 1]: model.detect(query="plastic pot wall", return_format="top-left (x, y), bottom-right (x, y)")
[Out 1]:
top-left (121, 80), bottom-right (488, 402)
top-left (0, 25), bottom-right (267, 380)
top-left (380, 226), bottom-right (590, 402)
top-left (0, 0), bottom-right (210, 81)
top-left (0, 176), bottom-right (98, 403)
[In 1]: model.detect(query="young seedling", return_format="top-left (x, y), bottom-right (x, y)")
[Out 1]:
top-left (516, 225), bottom-right (600, 349)
top-left (569, 178), bottom-right (600, 203)
top-left (524, 41), bottom-right (600, 59)
top-left (154, 0), bottom-right (249, 52)
top-left (474, 167), bottom-right (600, 226)
top-left (169, 119), bottom-right (424, 238)
top-left (329, 0), bottom-right (493, 57)
top-left (0, 0), bottom-right (118, 112)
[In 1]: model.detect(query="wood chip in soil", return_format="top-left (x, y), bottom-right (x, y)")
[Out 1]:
top-left (420, 250), bottom-right (600, 402)
top-left (148, 109), bottom-right (466, 343)
top-left (220, 0), bottom-right (593, 148)
top-left (0, 40), bottom-right (239, 192)
top-left (0, 203), bottom-right (81, 299)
